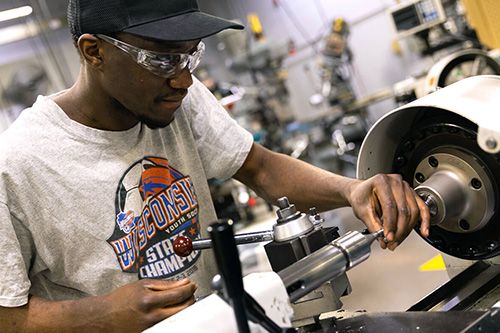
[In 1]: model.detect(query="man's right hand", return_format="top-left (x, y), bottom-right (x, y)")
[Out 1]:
top-left (0, 278), bottom-right (198, 332)
top-left (101, 278), bottom-right (198, 331)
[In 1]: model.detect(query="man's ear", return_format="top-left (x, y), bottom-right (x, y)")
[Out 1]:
top-left (78, 34), bottom-right (103, 67)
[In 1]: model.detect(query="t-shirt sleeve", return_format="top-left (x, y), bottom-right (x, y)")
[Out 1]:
top-left (0, 203), bottom-right (32, 307)
top-left (186, 77), bottom-right (254, 180)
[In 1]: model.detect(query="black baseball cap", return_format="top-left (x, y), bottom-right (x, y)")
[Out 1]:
top-left (68, 0), bottom-right (244, 41)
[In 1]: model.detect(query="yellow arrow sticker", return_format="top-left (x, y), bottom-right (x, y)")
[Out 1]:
top-left (419, 254), bottom-right (446, 271)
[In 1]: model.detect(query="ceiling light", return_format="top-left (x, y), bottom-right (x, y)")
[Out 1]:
top-left (0, 6), bottom-right (33, 23)
top-left (0, 23), bottom-right (39, 46)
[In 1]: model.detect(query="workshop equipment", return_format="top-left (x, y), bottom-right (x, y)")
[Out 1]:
top-left (173, 203), bottom-right (383, 304)
top-left (278, 228), bottom-right (383, 303)
top-left (341, 75), bottom-right (500, 332)
top-left (172, 196), bottom-right (384, 329)
top-left (358, 75), bottom-right (500, 260)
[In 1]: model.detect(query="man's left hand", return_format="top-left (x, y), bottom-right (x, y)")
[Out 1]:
top-left (348, 174), bottom-right (430, 250)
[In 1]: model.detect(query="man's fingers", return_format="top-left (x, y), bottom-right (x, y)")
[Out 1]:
top-left (145, 278), bottom-right (191, 292)
top-left (374, 175), bottom-right (405, 243)
top-left (416, 191), bottom-right (431, 237)
top-left (372, 174), bottom-right (429, 250)
top-left (378, 237), bottom-right (388, 249)
top-left (153, 294), bottom-right (196, 322)
top-left (156, 282), bottom-right (198, 307)
top-left (140, 279), bottom-right (198, 310)
top-left (359, 197), bottom-right (384, 234)
top-left (351, 173), bottom-right (430, 250)
top-left (392, 182), bottom-right (419, 241)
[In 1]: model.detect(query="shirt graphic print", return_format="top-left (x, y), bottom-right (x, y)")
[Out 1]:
top-left (107, 157), bottom-right (201, 279)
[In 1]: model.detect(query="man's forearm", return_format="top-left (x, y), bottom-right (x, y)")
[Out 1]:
top-left (235, 143), bottom-right (430, 249)
top-left (1, 295), bottom-right (109, 332)
top-left (234, 143), bottom-right (360, 212)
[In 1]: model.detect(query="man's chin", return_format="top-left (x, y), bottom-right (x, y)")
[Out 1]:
top-left (141, 116), bottom-right (175, 129)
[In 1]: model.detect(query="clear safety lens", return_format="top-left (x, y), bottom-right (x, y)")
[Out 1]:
top-left (96, 34), bottom-right (205, 79)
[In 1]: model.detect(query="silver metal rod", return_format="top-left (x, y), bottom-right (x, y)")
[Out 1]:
top-left (279, 243), bottom-right (347, 302)
top-left (192, 230), bottom-right (274, 250)
top-left (278, 229), bottom-right (383, 302)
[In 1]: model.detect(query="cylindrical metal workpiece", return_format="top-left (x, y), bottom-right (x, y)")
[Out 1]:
top-left (278, 230), bottom-right (381, 302)
top-left (413, 151), bottom-right (495, 233)
top-left (278, 243), bottom-right (346, 302)
top-left (332, 231), bottom-right (371, 269)
top-left (415, 170), bottom-right (467, 226)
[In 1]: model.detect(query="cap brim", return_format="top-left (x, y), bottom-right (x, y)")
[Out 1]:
top-left (122, 11), bottom-right (244, 41)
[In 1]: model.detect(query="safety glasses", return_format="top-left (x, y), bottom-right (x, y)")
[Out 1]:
top-left (96, 34), bottom-right (205, 79)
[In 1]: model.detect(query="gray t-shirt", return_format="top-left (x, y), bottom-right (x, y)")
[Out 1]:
top-left (0, 77), bottom-right (253, 307)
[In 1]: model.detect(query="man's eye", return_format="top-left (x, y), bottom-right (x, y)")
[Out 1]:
top-left (157, 54), bottom-right (179, 62)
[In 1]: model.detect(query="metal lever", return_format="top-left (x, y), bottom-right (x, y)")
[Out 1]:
top-left (209, 220), bottom-right (286, 333)
top-left (209, 220), bottom-right (250, 333)
top-left (173, 230), bottom-right (274, 257)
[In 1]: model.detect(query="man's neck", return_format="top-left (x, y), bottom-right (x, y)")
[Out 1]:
top-left (53, 75), bottom-right (138, 131)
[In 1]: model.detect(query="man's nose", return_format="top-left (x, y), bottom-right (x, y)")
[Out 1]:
top-left (169, 66), bottom-right (193, 89)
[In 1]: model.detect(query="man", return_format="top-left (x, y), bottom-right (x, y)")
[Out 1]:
top-left (0, 0), bottom-right (429, 331)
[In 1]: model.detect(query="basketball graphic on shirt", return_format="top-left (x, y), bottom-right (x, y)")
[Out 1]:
top-left (107, 157), bottom-right (201, 279)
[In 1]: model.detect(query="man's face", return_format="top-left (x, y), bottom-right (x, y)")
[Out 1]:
top-left (100, 33), bottom-right (200, 129)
